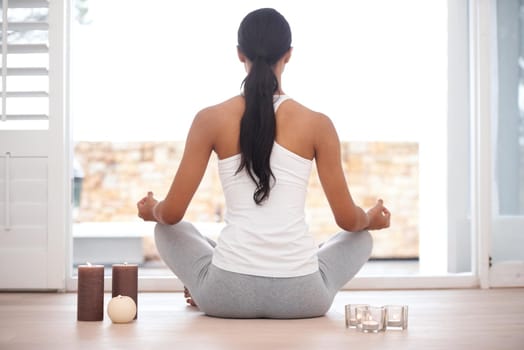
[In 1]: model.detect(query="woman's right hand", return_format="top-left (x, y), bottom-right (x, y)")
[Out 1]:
top-left (366, 199), bottom-right (391, 230)
top-left (137, 191), bottom-right (159, 222)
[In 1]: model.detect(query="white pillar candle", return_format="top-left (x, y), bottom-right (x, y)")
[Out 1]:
top-left (107, 295), bottom-right (137, 324)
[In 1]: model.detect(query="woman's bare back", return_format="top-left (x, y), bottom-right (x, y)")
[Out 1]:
top-left (207, 95), bottom-right (323, 162)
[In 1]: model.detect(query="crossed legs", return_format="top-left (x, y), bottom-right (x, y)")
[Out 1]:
top-left (155, 222), bottom-right (372, 318)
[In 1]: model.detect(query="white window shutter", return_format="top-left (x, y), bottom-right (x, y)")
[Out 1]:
top-left (0, 0), bottom-right (68, 290)
top-left (1, 0), bottom-right (49, 128)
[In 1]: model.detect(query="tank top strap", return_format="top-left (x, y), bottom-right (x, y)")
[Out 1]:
top-left (273, 95), bottom-right (292, 112)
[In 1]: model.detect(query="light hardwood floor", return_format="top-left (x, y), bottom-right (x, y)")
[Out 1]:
top-left (1, 288), bottom-right (523, 350)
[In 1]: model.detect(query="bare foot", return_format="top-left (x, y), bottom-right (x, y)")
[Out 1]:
top-left (184, 287), bottom-right (197, 307)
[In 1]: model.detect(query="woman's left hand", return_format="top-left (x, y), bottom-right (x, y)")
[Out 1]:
top-left (366, 199), bottom-right (391, 230)
top-left (137, 191), bottom-right (158, 221)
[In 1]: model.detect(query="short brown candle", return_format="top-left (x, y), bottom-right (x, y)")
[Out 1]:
top-left (112, 263), bottom-right (138, 319)
top-left (77, 263), bottom-right (105, 321)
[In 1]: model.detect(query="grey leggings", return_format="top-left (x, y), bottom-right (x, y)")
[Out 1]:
top-left (155, 222), bottom-right (372, 319)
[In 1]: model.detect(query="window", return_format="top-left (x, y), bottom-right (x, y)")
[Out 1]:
top-left (70, 0), bottom-right (471, 286)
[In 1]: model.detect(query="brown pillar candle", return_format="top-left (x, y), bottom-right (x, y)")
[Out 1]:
top-left (112, 263), bottom-right (138, 319)
top-left (77, 263), bottom-right (105, 321)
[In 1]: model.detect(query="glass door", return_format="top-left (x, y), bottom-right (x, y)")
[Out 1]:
top-left (68, 0), bottom-right (475, 290)
top-left (490, 0), bottom-right (524, 287)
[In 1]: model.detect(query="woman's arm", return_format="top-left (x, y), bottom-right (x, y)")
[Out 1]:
top-left (137, 109), bottom-right (214, 225)
top-left (313, 114), bottom-right (390, 231)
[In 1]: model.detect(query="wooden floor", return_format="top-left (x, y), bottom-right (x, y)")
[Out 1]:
top-left (1, 289), bottom-right (523, 349)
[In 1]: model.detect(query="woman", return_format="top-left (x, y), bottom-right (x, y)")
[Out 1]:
top-left (137, 8), bottom-right (390, 319)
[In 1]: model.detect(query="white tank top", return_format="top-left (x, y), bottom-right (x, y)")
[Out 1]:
top-left (212, 95), bottom-right (319, 277)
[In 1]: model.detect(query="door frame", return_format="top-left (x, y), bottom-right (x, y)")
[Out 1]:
top-left (48, 0), bottom-right (70, 291)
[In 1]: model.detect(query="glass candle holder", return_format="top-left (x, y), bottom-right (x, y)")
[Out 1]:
top-left (356, 306), bottom-right (386, 333)
top-left (385, 305), bottom-right (408, 330)
top-left (345, 304), bottom-right (369, 328)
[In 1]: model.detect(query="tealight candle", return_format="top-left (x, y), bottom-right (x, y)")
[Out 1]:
top-left (112, 263), bottom-right (138, 319)
top-left (385, 305), bottom-right (408, 330)
top-left (345, 304), bottom-right (369, 328)
top-left (77, 262), bottom-right (104, 321)
top-left (356, 306), bottom-right (386, 333)
top-left (361, 320), bottom-right (380, 331)
top-left (107, 295), bottom-right (137, 323)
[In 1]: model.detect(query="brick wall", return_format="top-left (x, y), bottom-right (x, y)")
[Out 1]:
top-left (74, 141), bottom-right (419, 258)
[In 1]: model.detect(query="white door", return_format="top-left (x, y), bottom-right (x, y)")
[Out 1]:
top-left (489, 0), bottom-right (524, 287)
top-left (0, 0), bottom-right (68, 290)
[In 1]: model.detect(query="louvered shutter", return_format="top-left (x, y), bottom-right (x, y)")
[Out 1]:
top-left (1, 0), bottom-right (49, 127)
top-left (0, 0), bottom-right (67, 290)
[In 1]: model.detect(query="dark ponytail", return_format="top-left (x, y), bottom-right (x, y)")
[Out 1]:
top-left (237, 8), bottom-right (292, 205)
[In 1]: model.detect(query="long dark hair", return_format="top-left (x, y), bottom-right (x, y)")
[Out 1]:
top-left (237, 8), bottom-right (292, 205)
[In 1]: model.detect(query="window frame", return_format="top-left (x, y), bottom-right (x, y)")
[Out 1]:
top-left (64, 0), bottom-right (499, 292)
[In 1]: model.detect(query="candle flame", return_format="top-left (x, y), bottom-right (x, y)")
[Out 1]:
top-left (86, 262), bottom-right (92, 267)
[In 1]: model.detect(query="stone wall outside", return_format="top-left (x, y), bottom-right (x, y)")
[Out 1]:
top-left (74, 141), bottom-right (419, 258)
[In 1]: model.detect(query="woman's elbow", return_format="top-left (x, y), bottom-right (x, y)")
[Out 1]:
top-left (336, 217), bottom-right (357, 232)
top-left (161, 210), bottom-right (184, 226)
top-left (335, 216), bottom-right (366, 232)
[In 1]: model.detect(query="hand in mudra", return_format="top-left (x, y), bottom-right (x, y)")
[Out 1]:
top-left (366, 199), bottom-right (391, 230)
top-left (137, 191), bottom-right (159, 222)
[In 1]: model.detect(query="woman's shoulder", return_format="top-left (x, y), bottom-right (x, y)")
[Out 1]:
top-left (281, 98), bottom-right (333, 128)
top-left (190, 96), bottom-right (244, 141)
top-left (198, 95), bottom-right (244, 117)
top-left (275, 97), bottom-right (336, 158)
